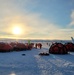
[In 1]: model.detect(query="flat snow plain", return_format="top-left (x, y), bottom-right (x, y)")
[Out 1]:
top-left (0, 43), bottom-right (74, 75)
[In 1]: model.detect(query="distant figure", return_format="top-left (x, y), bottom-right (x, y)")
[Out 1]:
top-left (40, 43), bottom-right (42, 49)
top-left (47, 43), bottom-right (48, 45)
top-left (35, 43), bottom-right (42, 49)
top-left (49, 43), bottom-right (50, 46)
top-left (35, 43), bottom-right (37, 49)
top-left (38, 43), bottom-right (42, 49)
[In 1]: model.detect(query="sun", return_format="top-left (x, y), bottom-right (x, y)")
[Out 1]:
top-left (12, 26), bottom-right (22, 35)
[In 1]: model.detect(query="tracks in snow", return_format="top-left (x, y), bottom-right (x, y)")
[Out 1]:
top-left (35, 55), bottom-right (63, 75)
top-left (34, 47), bottom-right (74, 75)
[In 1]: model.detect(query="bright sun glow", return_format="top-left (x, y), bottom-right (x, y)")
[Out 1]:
top-left (12, 26), bottom-right (22, 35)
top-left (10, 72), bottom-right (16, 75)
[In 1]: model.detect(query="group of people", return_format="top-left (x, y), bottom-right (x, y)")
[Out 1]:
top-left (35, 43), bottom-right (42, 49)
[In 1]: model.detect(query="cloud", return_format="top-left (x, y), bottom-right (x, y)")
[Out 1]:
top-left (0, 0), bottom-right (59, 39)
top-left (69, 10), bottom-right (74, 26)
top-left (0, 0), bottom-right (74, 40)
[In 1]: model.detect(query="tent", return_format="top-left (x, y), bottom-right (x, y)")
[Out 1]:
top-left (65, 42), bottom-right (74, 52)
top-left (49, 43), bottom-right (68, 54)
top-left (10, 42), bottom-right (26, 51)
top-left (0, 42), bottom-right (13, 52)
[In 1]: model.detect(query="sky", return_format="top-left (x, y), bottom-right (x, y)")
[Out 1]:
top-left (0, 0), bottom-right (74, 40)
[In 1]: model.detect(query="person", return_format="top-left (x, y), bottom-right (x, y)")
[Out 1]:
top-left (28, 40), bottom-right (30, 45)
top-left (35, 43), bottom-right (37, 49)
top-left (40, 43), bottom-right (42, 49)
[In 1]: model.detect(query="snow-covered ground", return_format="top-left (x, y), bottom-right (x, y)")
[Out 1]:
top-left (0, 42), bottom-right (74, 75)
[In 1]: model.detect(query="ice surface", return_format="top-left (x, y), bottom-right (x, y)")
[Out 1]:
top-left (0, 40), bottom-right (74, 75)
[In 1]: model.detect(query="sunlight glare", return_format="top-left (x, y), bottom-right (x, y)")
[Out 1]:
top-left (12, 26), bottom-right (22, 35)
top-left (10, 72), bottom-right (16, 75)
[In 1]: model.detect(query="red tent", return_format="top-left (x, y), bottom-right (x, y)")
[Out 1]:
top-left (10, 42), bottom-right (17, 47)
top-left (25, 43), bottom-right (33, 50)
top-left (10, 42), bottom-right (26, 51)
top-left (0, 42), bottom-right (13, 52)
top-left (49, 43), bottom-right (68, 54)
top-left (65, 42), bottom-right (74, 52)
top-left (15, 43), bottom-right (26, 50)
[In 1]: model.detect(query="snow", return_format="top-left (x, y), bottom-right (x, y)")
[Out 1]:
top-left (0, 41), bottom-right (74, 75)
